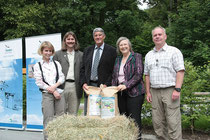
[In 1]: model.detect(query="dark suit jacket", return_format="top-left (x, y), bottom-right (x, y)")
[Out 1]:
top-left (53, 50), bottom-right (83, 98)
top-left (80, 43), bottom-right (117, 88)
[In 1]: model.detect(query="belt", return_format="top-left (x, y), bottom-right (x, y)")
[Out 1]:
top-left (90, 80), bottom-right (98, 83)
top-left (66, 79), bottom-right (75, 82)
top-left (151, 86), bottom-right (174, 89)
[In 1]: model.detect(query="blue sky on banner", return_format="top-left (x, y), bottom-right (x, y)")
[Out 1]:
top-left (0, 39), bottom-right (23, 126)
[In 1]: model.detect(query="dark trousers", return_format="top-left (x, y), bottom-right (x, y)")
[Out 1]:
top-left (118, 91), bottom-right (144, 139)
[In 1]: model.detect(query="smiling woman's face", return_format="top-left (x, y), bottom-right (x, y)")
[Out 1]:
top-left (42, 47), bottom-right (53, 61)
top-left (119, 39), bottom-right (130, 55)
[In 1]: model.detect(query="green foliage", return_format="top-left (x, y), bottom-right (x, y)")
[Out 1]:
top-left (0, 0), bottom-right (148, 52)
top-left (182, 115), bottom-right (191, 130)
top-left (181, 61), bottom-right (210, 132)
top-left (0, 0), bottom-right (209, 66)
top-left (182, 115), bottom-right (210, 132)
top-left (168, 0), bottom-right (210, 66)
top-left (142, 61), bottom-right (210, 132)
top-left (145, 0), bottom-right (169, 27)
top-left (142, 0), bottom-right (209, 66)
top-left (191, 41), bottom-right (210, 66)
top-left (1, 1), bottom-right (47, 39)
top-left (142, 100), bottom-right (153, 127)
top-left (194, 115), bottom-right (210, 131)
top-left (182, 61), bottom-right (210, 95)
top-left (131, 22), bottom-right (154, 56)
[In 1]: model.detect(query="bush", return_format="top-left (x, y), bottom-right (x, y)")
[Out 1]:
top-left (141, 61), bottom-right (210, 133)
top-left (181, 61), bottom-right (210, 133)
top-left (142, 101), bottom-right (152, 127)
top-left (194, 115), bottom-right (210, 132)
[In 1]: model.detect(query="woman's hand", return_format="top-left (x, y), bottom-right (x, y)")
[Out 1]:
top-left (53, 90), bottom-right (61, 99)
top-left (47, 85), bottom-right (56, 93)
top-left (117, 84), bottom-right (126, 91)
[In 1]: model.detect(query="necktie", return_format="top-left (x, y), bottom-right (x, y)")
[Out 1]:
top-left (91, 47), bottom-right (100, 81)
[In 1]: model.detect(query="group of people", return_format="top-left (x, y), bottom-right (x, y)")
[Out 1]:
top-left (33, 26), bottom-right (185, 140)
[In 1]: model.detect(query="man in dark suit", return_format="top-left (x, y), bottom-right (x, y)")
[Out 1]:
top-left (53, 31), bottom-right (83, 115)
top-left (80, 27), bottom-right (117, 115)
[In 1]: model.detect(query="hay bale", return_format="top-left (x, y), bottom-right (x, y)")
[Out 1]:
top-left (46, 114), bottom-right (139, 140)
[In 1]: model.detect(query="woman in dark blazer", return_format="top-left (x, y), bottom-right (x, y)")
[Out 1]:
top-left (112, 37), bottom-right (145, 140)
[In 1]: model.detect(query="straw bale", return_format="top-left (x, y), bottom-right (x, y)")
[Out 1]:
top-left (46, 114), bottom-right (139, 140)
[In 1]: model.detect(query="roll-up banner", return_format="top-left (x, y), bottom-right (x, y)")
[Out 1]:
top-left (25, 33), bottom-right (61, 131)
top-left (0, 38), bottom-right (23, 129)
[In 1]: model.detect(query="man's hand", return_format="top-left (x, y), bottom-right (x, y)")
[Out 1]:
top-left (83, 83), bottom-right (89, 90)
top-left (103, 84), bottom-right (107, 88)
top-left (172, 90), bottom-right (180, 100)
top-left (146, 92), bottom-right (152, 103)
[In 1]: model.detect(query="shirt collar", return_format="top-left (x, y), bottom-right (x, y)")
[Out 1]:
top-left (95, 43), bottom-right (104, 50)
top-left (41, 59), bottom-right (53, 64)
top-left (153, 43), bottom-right (167, 52)
top-left (67, 50), bottom-right (75, 55)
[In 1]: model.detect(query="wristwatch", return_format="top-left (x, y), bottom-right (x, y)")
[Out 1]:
top-left (174, 88), bottom-right (181, 92)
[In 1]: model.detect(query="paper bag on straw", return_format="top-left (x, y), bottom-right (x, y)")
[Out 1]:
top-left (100, 85), bottom-right (120, 118)
top-left (84, 86), bottom-right (101, 117)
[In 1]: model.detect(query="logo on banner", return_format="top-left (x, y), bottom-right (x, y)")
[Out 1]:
top-left (5, 45), bottom-right (13, 54)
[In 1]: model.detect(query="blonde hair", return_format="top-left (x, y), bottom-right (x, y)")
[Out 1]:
top-left (37, 41), bottom-right (55, 55)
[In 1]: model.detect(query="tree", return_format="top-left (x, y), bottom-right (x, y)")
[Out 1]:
top-left (0, 0), bottom-right (57, 39)
top-left (0, 0), bottom-right (148, 54)
top-left (168, 0), bottom-right (210, 66)
top-left (55, 0), bottom-right (147, 50)
top-left (141, 0), bottom-right (209, 66)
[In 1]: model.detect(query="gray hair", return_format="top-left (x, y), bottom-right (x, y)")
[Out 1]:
top-left (93, 27), bottom-right (105, 37)
top-left (152, 26), bottom-right (166, 36)
top-left (116, 37), bottom-right (132, 55)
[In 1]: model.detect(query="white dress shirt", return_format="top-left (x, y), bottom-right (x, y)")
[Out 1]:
top-left (66, 50), bottom-right (75, 80)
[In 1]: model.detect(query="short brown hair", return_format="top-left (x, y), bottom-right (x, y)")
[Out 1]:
top-left (61, 31), bottom-right (80, 51)
top-left (37, 41), bottom-right (55, 55)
